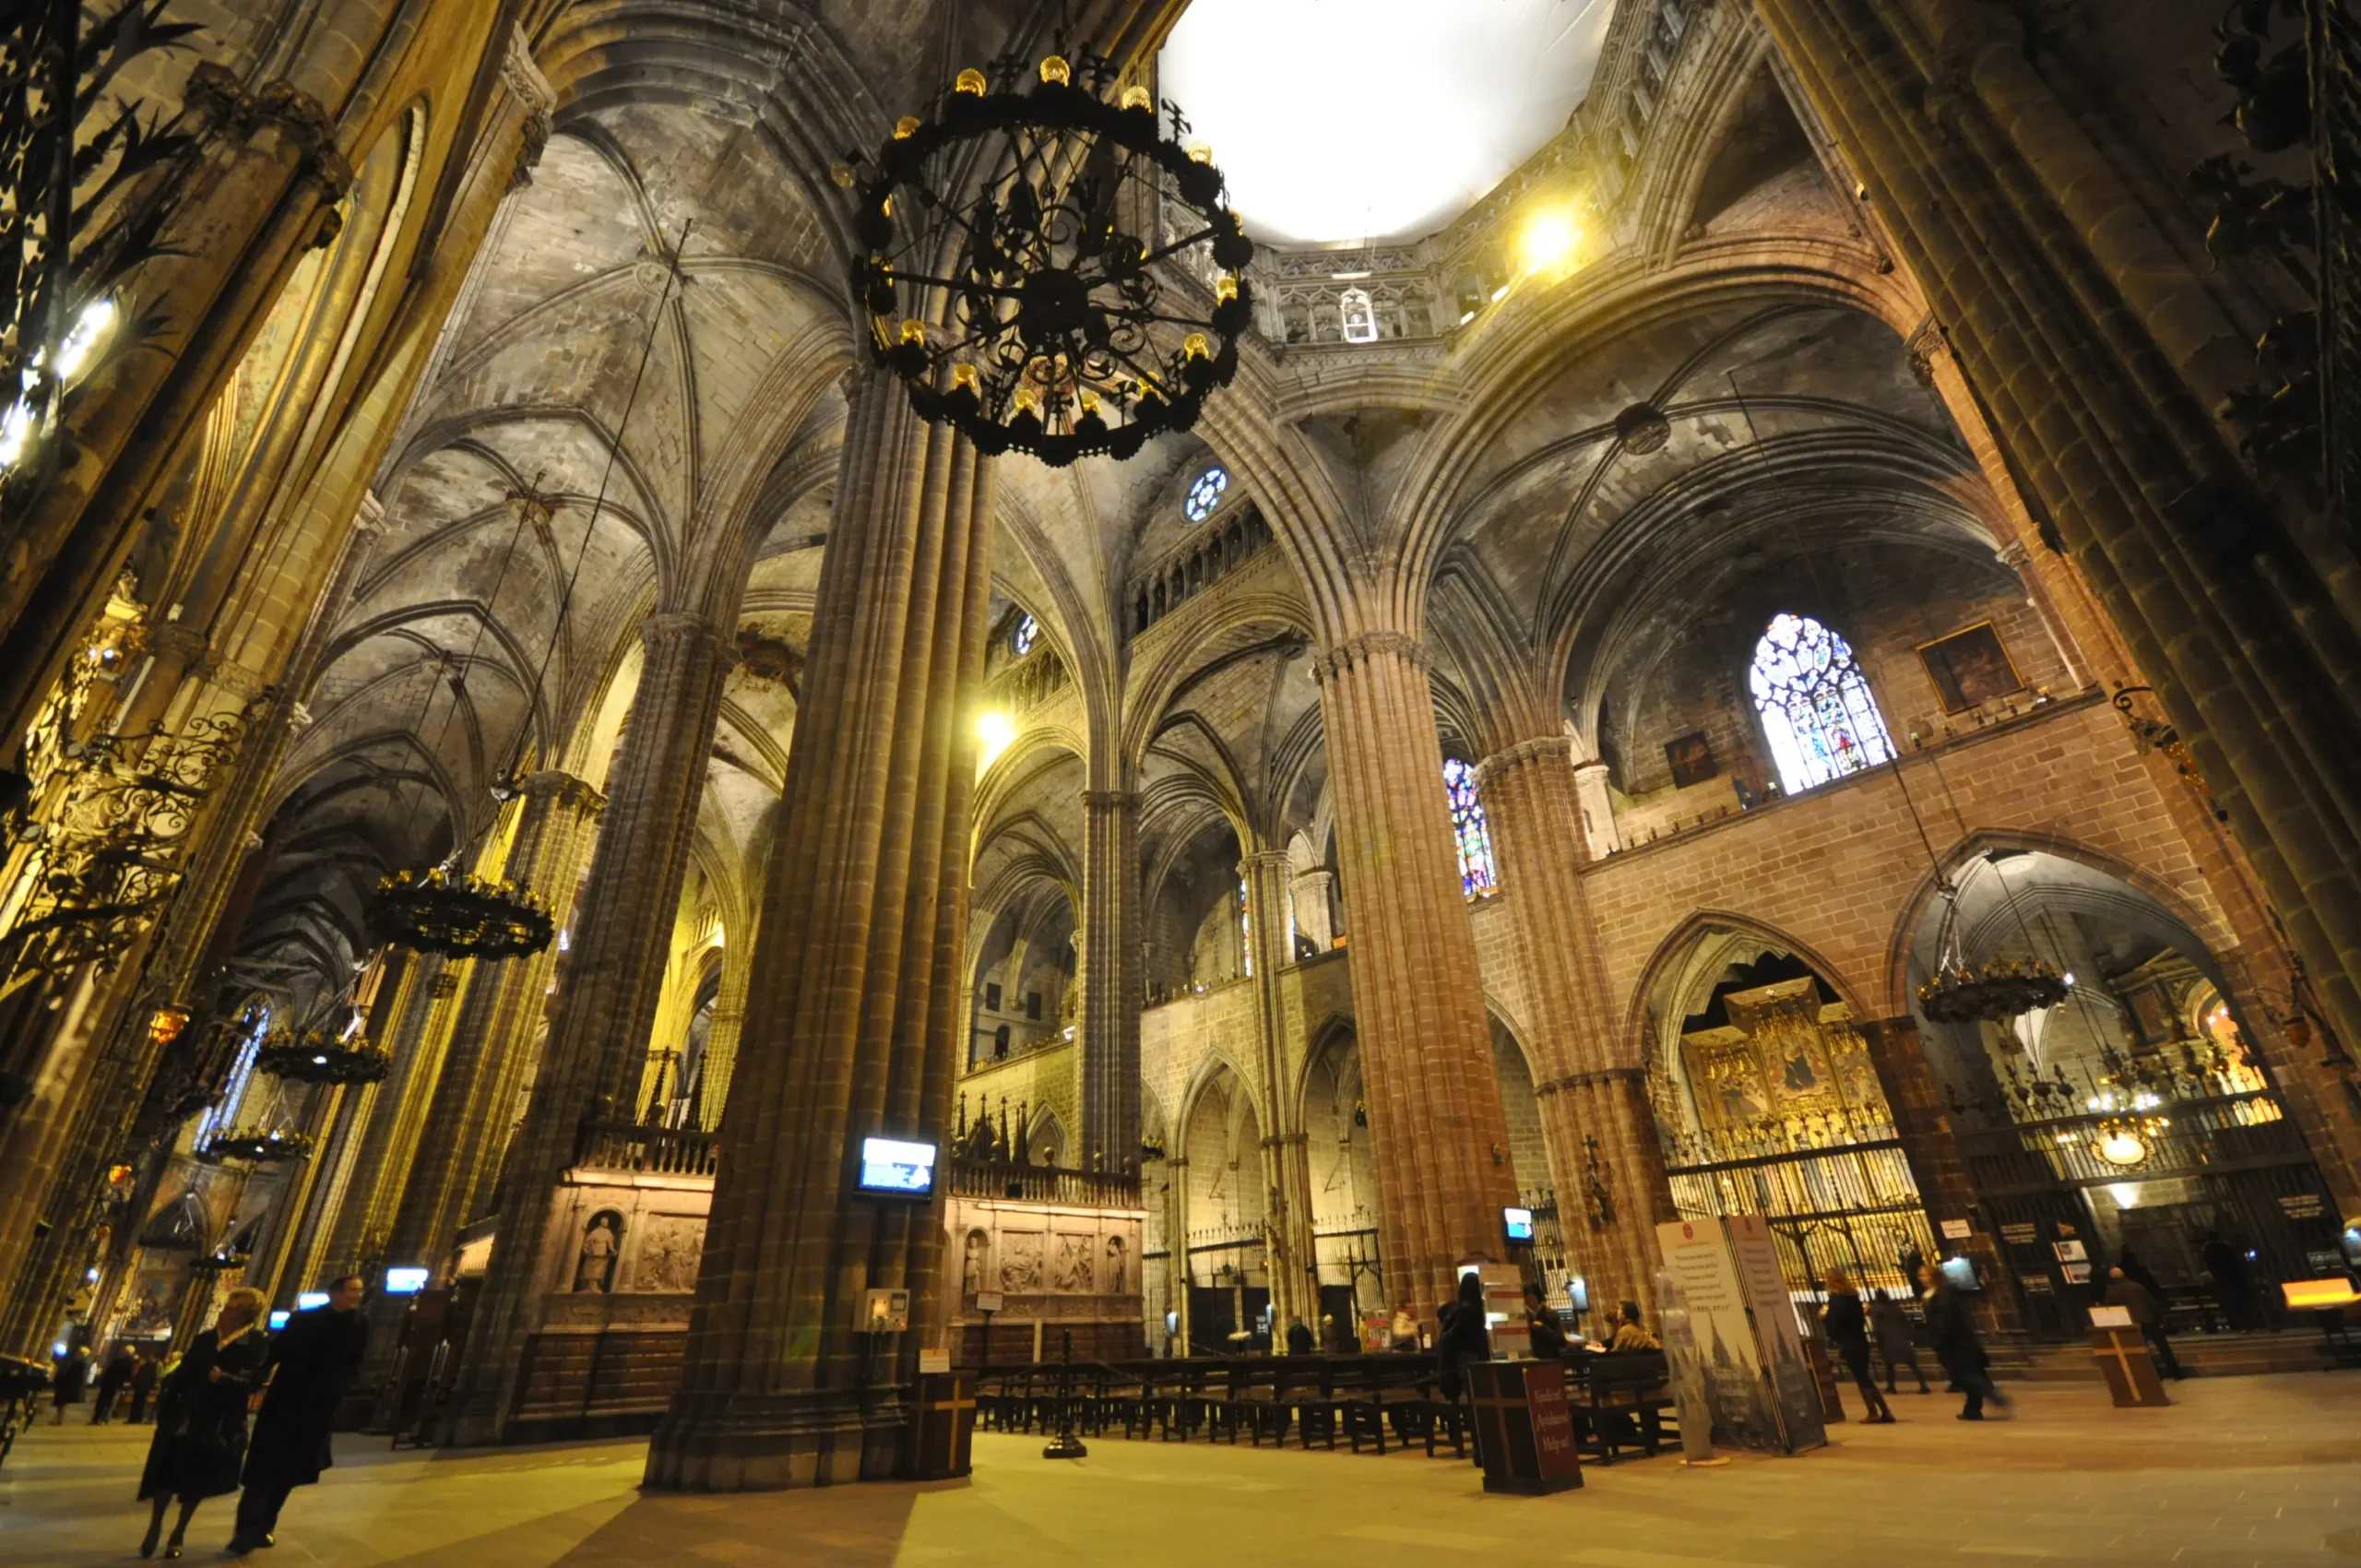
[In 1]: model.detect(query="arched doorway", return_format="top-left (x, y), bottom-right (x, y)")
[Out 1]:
top-left (1905, 849), bottom-right (2343, 1338)
top-left (1642, 927), bottom-right (1933, 1303)
top-left (1302, 1026), bottom-right (1380, 1337)
top-left (1180, 1063), bottom-right (1265, 1352)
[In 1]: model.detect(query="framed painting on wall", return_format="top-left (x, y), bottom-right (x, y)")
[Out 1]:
top-left (1917, 622), bottom-right (2024, 713)
top-left (1665, 731), bottom-right (1718, 789)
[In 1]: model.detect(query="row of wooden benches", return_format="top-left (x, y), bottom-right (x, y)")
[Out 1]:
top-left (972, 1351), bottom-right (1682, 1467)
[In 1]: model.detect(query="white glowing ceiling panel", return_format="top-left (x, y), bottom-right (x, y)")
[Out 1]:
top-left (1160, 0), bottom-right (1619, 247)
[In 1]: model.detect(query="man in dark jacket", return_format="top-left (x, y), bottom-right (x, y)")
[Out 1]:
top-left (89, 1343), bottom-right (135, 1423)
top-left (230, 1276), bottom-right (368, 1553)
top-left (127, 1349), bottom-right (160, 1422)
top-left (1918, 1262), bottom-right (2010, 1420)
top-left (2104, 1265), bottom-right (2185, 1379)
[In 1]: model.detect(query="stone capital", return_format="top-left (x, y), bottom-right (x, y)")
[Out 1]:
top-left (148, 624), bottom-right (210, 666)
top-left (1080, 789), bottom-right (1139, 814)
top-left (1311, 629), bottom-right (1430, 685)
top-left (1545, 1064), bottom-right (1647, 1094)
top-left (351, 491), bottom-right (388, 537)
top-left (1474, 732), bottom-right (1574, 788)
top-left (639, 612), bottom-right (731, 660)
top-left (1237, 849), bottom-right (1293, 877)
top-left (518, 768), bottom-right (605, 815)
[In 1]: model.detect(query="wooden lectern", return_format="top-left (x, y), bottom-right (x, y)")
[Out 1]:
top-left (912, 1371), bottom-right (976, 1478)
top-left (2087, 1307), bottom-right (2169, 1408)
top-left (1466, 1360), bottom-right (1584, 1495)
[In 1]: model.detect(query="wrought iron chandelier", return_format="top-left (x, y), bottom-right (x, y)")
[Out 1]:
top-left (196, 1128), bottom-right (313, 1165)
top-left (1917, 949), bottom-right (2070, 1024)
top-left (374, 865), bottom-right (553, 960)
top-left (849, 49), bottom-right (1255, 467)
top-left (255, 1026), bottom-right (389, 1086)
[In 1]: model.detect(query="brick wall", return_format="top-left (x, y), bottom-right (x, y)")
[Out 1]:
top-left (1583, 695), bottom-right (2236, 1041)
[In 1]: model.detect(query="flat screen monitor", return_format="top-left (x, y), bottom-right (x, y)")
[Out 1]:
top-left (857, 1136), bottom-right (938, 1198)
top-left (1503, 1206), bottom-right (1536, 1243)
top-left (295, 1291), bottom-right (328, 1311)
top-left (383, 1266), bottom-right (430, 1295)
top-left (1939, 1254), bottom-right (1980, 1292)
top-left (267, 1310), bottom-right (291, 1331)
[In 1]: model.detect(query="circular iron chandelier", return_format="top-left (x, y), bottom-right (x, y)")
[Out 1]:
top-left (196, 1128), bottom-right (314, 1166)
top-left (374, 865), bottom-right (554, 961)
top-left (1916, 956), bottom-right (2070, 1024)
top-left (849, 50), bottom-right (1255, 467)
top-left (256, 1028), bottom-right (390, 1086)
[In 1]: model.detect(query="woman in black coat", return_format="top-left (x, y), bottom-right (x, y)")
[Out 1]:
top-left (1821, 1267), bottom-right (1894, 1422)
top-left (138, 1288), bottom-right (268, 1558)
top-left (1436, 1272), bottom-right (1492, 1400)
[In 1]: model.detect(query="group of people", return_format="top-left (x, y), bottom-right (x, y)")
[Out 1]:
top-left (50, 1342), bottom-right (164, 1425)
top-left (127, 1274), bottom-right (369, 1558)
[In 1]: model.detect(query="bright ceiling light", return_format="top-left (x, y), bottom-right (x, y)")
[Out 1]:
top-left (1161, 0), bottom-right (1619, 246)
top-left (975, 710), bottom-right (1017, 771)
top-left (0, 398), bottom-right (35, 470)
top-left (53, 298), bottom-right (116, 381)
top-left (1517, 208), bottom-right (1580, 275)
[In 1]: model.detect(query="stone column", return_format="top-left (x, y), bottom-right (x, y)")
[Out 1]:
top-left (1757, 0), bottom-right (2361, 1083)
top-left (1079, 789), bottom-right (1142, 1171)
top-left (437, 613), bottom-right (732, 1446)
top-left (1240, 849), bottom-right (1314, 1331)
top-left (315, 956), bottom-right (449, 1280)
top-left (1311, 631), bottom-right (1517, 1313)
top-left (646, 374), bottom-right (993, 1491)
top-left (1289, 869), bottom-right (1334, 953)
top-left (1858, 1016), bottom-right (2018, 1333)
top-left (694, 956), bottom-right (753, 1131)
top-left (1477, 734), bottom-right (1674, 1323)
top-left (359, 771), bottom-right (601, 1375)
top-left (1571, 758), bottom-right (1620, 860)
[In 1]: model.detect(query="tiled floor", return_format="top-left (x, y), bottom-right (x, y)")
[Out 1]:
top-left (5, 1374), bottom-right (2357, 1566)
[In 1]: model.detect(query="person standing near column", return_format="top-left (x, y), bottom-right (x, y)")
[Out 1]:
top-left (1920, 1263), bottom-right (2009, 1421)
top-left (128, 1349), bottom-right (159, 1423)
top-left (230, 1275), bottom-right (367, 1552)
top-left (91, 1342), bottom-right (136, 1423)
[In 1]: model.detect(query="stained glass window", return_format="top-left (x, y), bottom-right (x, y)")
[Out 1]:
top-left (1339, 287), bottom-right (1378, 344)
top-left (1442, 758), bottom-right (1498, 898)
top-left (1012, 613), bottom-right (1038, 657)
top-left (1749, 612), bottom-right (1894, 794)
top-left (1184, 465), bottom-right (1228, 523)
top-left (195, 1002), bottom-right (269, 1146)
top-left (1240, 878), bottom-right (1252, 978)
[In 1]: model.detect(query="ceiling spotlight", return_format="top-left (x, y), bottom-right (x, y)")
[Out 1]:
top-left (1517, 209), bottom-right (1580, 276)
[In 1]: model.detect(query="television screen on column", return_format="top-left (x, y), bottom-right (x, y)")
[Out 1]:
top-left (857, 1136), bottom-right (939, 1198)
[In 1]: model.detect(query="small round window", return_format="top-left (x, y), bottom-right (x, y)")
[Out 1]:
top-left (1183, 465), bottom-right (1228, 524)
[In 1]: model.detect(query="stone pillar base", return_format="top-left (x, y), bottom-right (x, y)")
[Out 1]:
top-left (644, 1394), bottom-right (910, 1491)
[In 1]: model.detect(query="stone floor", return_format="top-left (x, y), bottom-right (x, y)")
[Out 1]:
top-left (6, 1374), bottom-right (2358, 1566)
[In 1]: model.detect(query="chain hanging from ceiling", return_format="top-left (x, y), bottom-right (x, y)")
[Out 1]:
top-left (848, 45), bottom-right (1255, 468)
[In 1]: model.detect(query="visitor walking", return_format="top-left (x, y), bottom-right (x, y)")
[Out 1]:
top-left (128, 1351), bottom-right (160, 1423)
top-left (1919, 1263), bottom-right (2009, 1420)
top-left (1821, 1268), bottom-right (1894, 1422)
top-left (2104, 1265), bottom-right (2185, 1379)
top-left (91, 1343), bottom-right (136, 1424)
top-left (230, 1275), bottom-right (369, 1553)
top-left (1869, 1289), bottom-right (1931, 1393)
top-left (50, 1345), bottom-right (89, 1423)
top-left (136, 1288), bottom-right (269, 1560)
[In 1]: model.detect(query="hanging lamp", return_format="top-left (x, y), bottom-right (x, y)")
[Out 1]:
top-left (848, 44), bottom-right (1254, 467)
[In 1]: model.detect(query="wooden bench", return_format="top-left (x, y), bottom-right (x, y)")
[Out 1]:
top-left (1572, 1350), bottom-right (1676, 1465)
